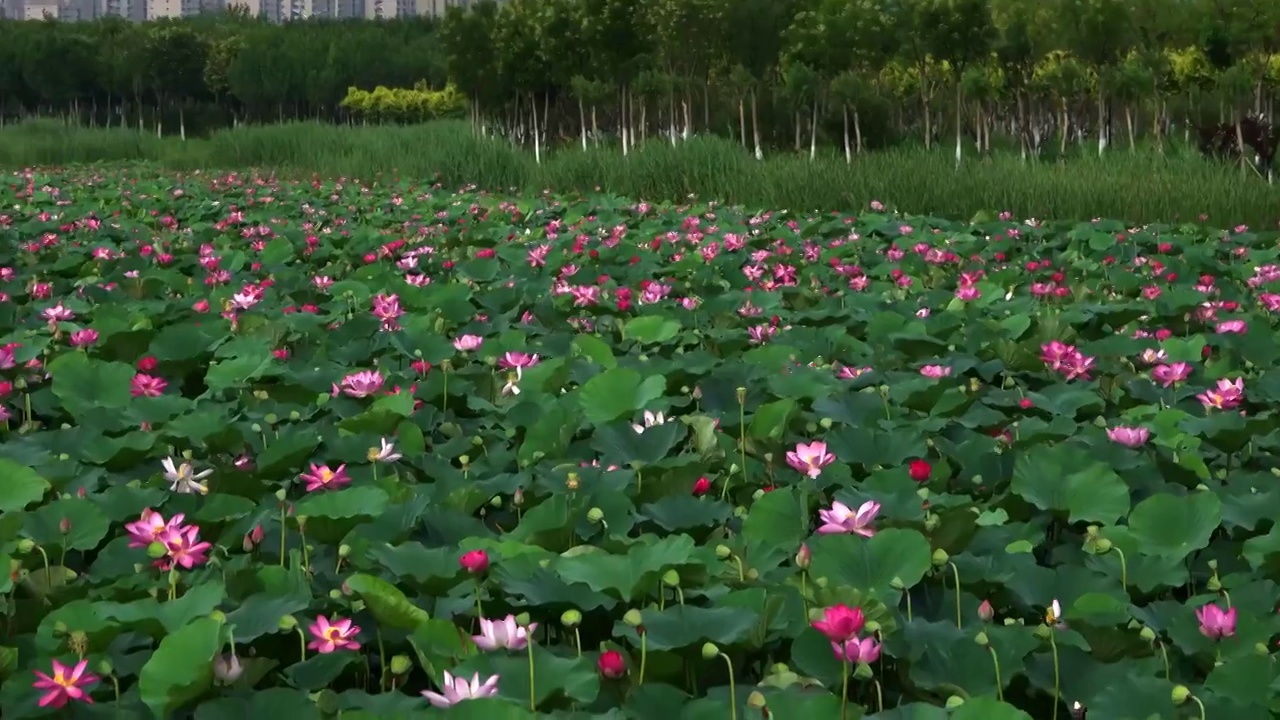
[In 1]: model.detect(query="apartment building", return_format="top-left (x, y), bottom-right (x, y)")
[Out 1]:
top-left (9, 0), bottom-right (482, 20)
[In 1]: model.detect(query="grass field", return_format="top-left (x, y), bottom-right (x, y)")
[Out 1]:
top-left (2, 119), bottom-right (1277, 227)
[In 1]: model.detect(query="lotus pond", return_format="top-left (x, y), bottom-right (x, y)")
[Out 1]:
top-left (2, 169), bottom-right (1280, 719)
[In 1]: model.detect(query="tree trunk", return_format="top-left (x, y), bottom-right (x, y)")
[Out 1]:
top-left (953, 79), bottom-right (963, 168)
top-left (1125, 104), bottom-right (1135, 152)
top-left (809, 98), bottom-right (818, 161)
top-left (854, 107), bottom-right (863, 153)
top-left (738, 97), bottom-right (747, 148)
top-left (750, 87), bottom-right (762, 160)
top-left (842, 104), bottom-right (851, 164)
top-left (578, 97), bottom-right (588, 151)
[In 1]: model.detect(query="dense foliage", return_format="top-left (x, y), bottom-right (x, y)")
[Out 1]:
top-left (4, 0), bottom-right (1280, 158)
top-left (2, 169), bottom-right (1280, 719)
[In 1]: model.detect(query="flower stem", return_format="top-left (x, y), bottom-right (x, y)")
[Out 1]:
top-left (988, 646), bottom-right (1003, 701)
top-left (1050, 631), bottom-right (1060, 720)
top-left (527, 639), bottom-right (537, 712)
top-left (475, 577), bottom-right (484, 624)
top-left (839, 658), bottom-right (849, 720)
top-left (573, 628), bottom-right (582, 657)
top-left (948, 562), bottom-right (962, 629)
top-left (905, 591), bottom-right (913, 622)
top-left (800, 571), bottom-right (809, 618)
top-left (676, 587), bottom-right (685, 606)
top-left (442, 364), bottom-right (449, 413)
top-left (728, 397), bottom-right (746, 501)
top-left (639, 634), bottom-right (648, 686)
top-left (1157, 640), bottom-right (1170, 681)
top-left (732, 554), bottom-right (744, 583)
top-left (377, 627), bottom-right (387, 692)
top-left (1114, 547), bottom-right (1128, 591)
top-left (1191, 693), bottom-right (1207, 720)
top-left (35, 545), bottom-right (51, 586)
top-left (720, 653), bottom-right (737, 720)
top-left (278, 506), bottom-right (287, 567)
top-left (872, 678), bottom-right (884, 713)
top-left (295, 626), bottom-right (307, 662)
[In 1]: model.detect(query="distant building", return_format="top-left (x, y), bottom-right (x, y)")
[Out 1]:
top-left (9, 0), bottom-right (489, 19)
top-left (144, 0), bottom-right (179, 18)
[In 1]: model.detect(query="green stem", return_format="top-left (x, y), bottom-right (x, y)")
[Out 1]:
top-left (1191, 693), bottom-right (1207, 720)
top-left (639, 634), bottom-right (647, 685)
top-left (800, 572), bottom-right (809, 619)
top-left (299, 524), bottom-right (310, 573)
top-left (732, 555), bottom-right (744, 583)
top-left (35, 545), bottom-right (51, 586)
top-left (1050, 631), bottom-right (1060, 720)
top-left (475, 578), bottom-right (484, 623)
top-left (442, 365), bottom-right (449, 413)
top-left (278, 506), bottom-right (287, 567)
top-left (1114, 547), bottom-right (1128, 591)
top-left (840, 658), bottom-right (849, 720)
top-left (111, 674), bottom-right (120, 705)
top-left (873, 678), bottom-right (883, 713)
top-left (729, 399), bottom-right (746, 501)
top-left (1157, 641), bottom-right (1170, 681)
top-left (988, 646), bottom-right (1003, 701)
top-left (676, 587), bottom-right (685, 606)
top-left (527, 639), bottom-right (537, 711)
top-left (377, 627), bottom-right (387, 692)
top-left (295, 626), bottom-right (307, 662)
top-left (720, 653), bottom-right (737, 720)
top-left (905, 591), bottom-right (913, 622)
top-left (573, 628), bottom-right (582, 657)
top-left (948, 562), bottom-right (962, 629)
top-left (1221, 589), bottom-right (1232, 608)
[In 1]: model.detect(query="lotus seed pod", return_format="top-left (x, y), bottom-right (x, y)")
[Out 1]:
top-left (1085, 525), bottom-right (1100, 537)
top-left (623, 609), bottom-right (644, 627)
top-left (1003, 618), bottom-right (1017, 626)
top-left (945, 696), bottom-right (965, 709)
top-left (209, 610), bottom-right (227, 623)
top-left (278, 615), bottom-right (298, 631)
top-left (329, 589), bottom-right (342, 600)
top-left (566, 473), bottom-right (580, 490)
top-left (680, 386), bottom-right (690, 394)
top-left (275, 488), bottom-right (287, 502)
top-left (587, 507), bottom-right (605, 524)
top-left (1095, 538), bottom-right (1112, 553)
top-left (864, 620), bottom-right (881, 634)
top-left (751, 489), bottom-right (766, 501)
top-left (762, 452), bottom-right (773, 463)
top-left (747, 691), bottom-right (767, 709)
top-left (264, 413), bottom-right (279, 425)
top-left (662, 570), bottom-right (680, 587)
top-left (638, 354), bottom-right (649, 362)
top-left (716, 545), bottom-right (732, 560)
top-left (316, 393), bottom-right (330, 405)
top-left (515, 612), bottom-right (531, 626)
top-left (916, 488), bottom-right (930, 500)
top-left (931, 549), bottom-right (949, 566)
top-left (804, 422), bottom-right (818, 434)
top-left (1215, 468), bottom-right (1227, 480)
top-left (16, 538), bottom-right (34, 553)
top-left (58, 453), bottom-right (71, 461)
top-left (376, 654), bottom-right (410, 677)
top-left (924, 514), bottom-right (940, 531)
top-left (853, 662), bottom-right (874, 680)
top-left (735, 387), bottom-right (747, 402)
top-left (1171, 685), bottom-right (1191, 705)
top-left (561, 609), bottom-right (582, 627)
top-left (1206, 576), bottom-right (1222, 592)
top-left (250, 423), bottom-right (262, 433)
top-left (746, 568), bottom-right (760, 581)
top-left (1093, 416), bottom-right (1106, 427)
top-left (97, 659), bottom-right (114, 676)
top-left (489, 496), bottom-right (502, 508)
top-left (289, 410), bottom-right (301, 421)
top-left (459, 454), bottom-right (470, 466)
top-left (1207, 559), bottom-right (1218, 571)
top-left (700, 642), bottom-right (719, 660)
top-left (734, 506), bottom-right (748, 519)
top-left (1271, 467), bottom-right (1280, 477)
top-left (890, 577), bottom-right (905, 590)
top-left (819, 418), bottom-right (832, 429)
top-left (314, 689), bottom-right (340, 714)
top-left (974, 631), bottom-right (990, 646)
top-left (770, 662), bottom-right (790, 675)
top-left (1257, 642), bottom-right (1271, 655)
top-left (146, 541), bottom-right (168, 559)
top-left (253, 390), bottom-right (269, 400)
top-left (1033, 624), bottom-right (1052, 640)
top-left (538, 559), bottom-right (551, 568)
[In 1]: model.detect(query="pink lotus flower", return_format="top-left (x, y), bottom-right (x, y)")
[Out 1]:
top-left (1106, 426), bottom-right (1150, 447)
top-left (817, 500), bottom-right (880, 537)
top-left (811, 604), bottom-right (865, 643)
top-left (124, 509), bottom-right (183, 548)
top-left (307, 615), bottom-right (362, 653)
top-left (919, 364), bottom-right (951, 378)
top-left (473, 615), bottom-right (537, 651)
top-left (786, 441), bottom-right (834, 479)
top-left (1152, 362), bottom-right (1191, 387)
top-left (159, 524), bottom-right (212, 569)
top-left (422, 671), bottom-right (500, 707)
top-left (1196, 603), bottom-right (1236, 640)
top-left (499, 351), bottom-right (540, 369)
top-left (334, 370), bottom-right (384, 398)
top-left (1197, 378), bottom-right (1244, 410)
top-left (32, 658), bottom-right (98, 708)
top-left (69, 329), bottom-right (99, 347)
top-left (299, 463), bottom-right (350, 492)
top-left (453, 334), bottom-right (483, 352)
top-left (831, 635), bottom-right (882, 664)
top-left (130, 373), bottom-right (167, 397)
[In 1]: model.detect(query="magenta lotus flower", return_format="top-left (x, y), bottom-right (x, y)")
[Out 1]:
top-left (69, 329), bottom-right (99, 347)
top-left (32, 658), bottom-right (98, 708)
top-left (334, 370), bottom-right (384, 398)
top-left (1196, 377), bottom-right (1244, 410)
top-left (124, 508), bottom-right (184, 548)
top-left (422, 671), bottom-right (500, 707)
top-left (1196, 603), bottom-right (1237, 640)
top-left (308, 615), bottom-right (362, 653)
top-left (453, 334), bottom-right (483, 352)
top-left (1106, 426), bottom-right (1150, 447)
top-left (786, 440), bottom-right (834, 478)
top-left (1152, 362), bottom-right (1191, 387)
top-left (831, 635), bottom-right (882, 664)
top-left (158, 524), bottom-right (212, 569)
top-left (817, 500), bottom-right (880, 537)
top-left (499, 351), bottom-right (540, 369)
top-left (299, 463), bottom-right (351, 492)
top-left (811, 604), bottom-right (865, 643)
top-left (919, 364), bottom-right (951, 378)
top-left (473, 614), bottom-right (537, 651)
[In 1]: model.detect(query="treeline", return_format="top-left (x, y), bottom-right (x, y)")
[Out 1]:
top-left (4, 0), bottom-right (1280, 160)
top-left (0, 13), bottom-right (448, 136)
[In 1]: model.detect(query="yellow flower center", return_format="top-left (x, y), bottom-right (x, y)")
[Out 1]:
top-left (319, 469), bottom-right (334, 483)
top-left (367, 448), bottom-right (380, 461)
top-left (324, 628), bottom-right (343, 640)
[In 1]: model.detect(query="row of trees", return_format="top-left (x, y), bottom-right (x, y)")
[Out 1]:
top-left (3, 1), bottom-right (1280, 163)
top-left (0, 14), bottom-right (447, 136)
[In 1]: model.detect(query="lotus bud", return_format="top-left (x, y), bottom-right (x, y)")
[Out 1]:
top-left (561, 609), bottom-right (582, 627)
top-left (623, 609), bottom-right (644, 627)
top-left (747, 691), bottom-right (767, 709)
top-left (513, 487), bottom-right (525, 506)
top-left (390, 655), bottom-right (412, 675)
top-left (931, 548), bottom-right (949, 566)
top-left (1171, 685), bottom-right (1191, 705)
top-left (700, 642), bottom-right (719, 660)
top-left (978, 600), bottom-right (993, 622)
top-left (795, 544), bottom-right (811, 569)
